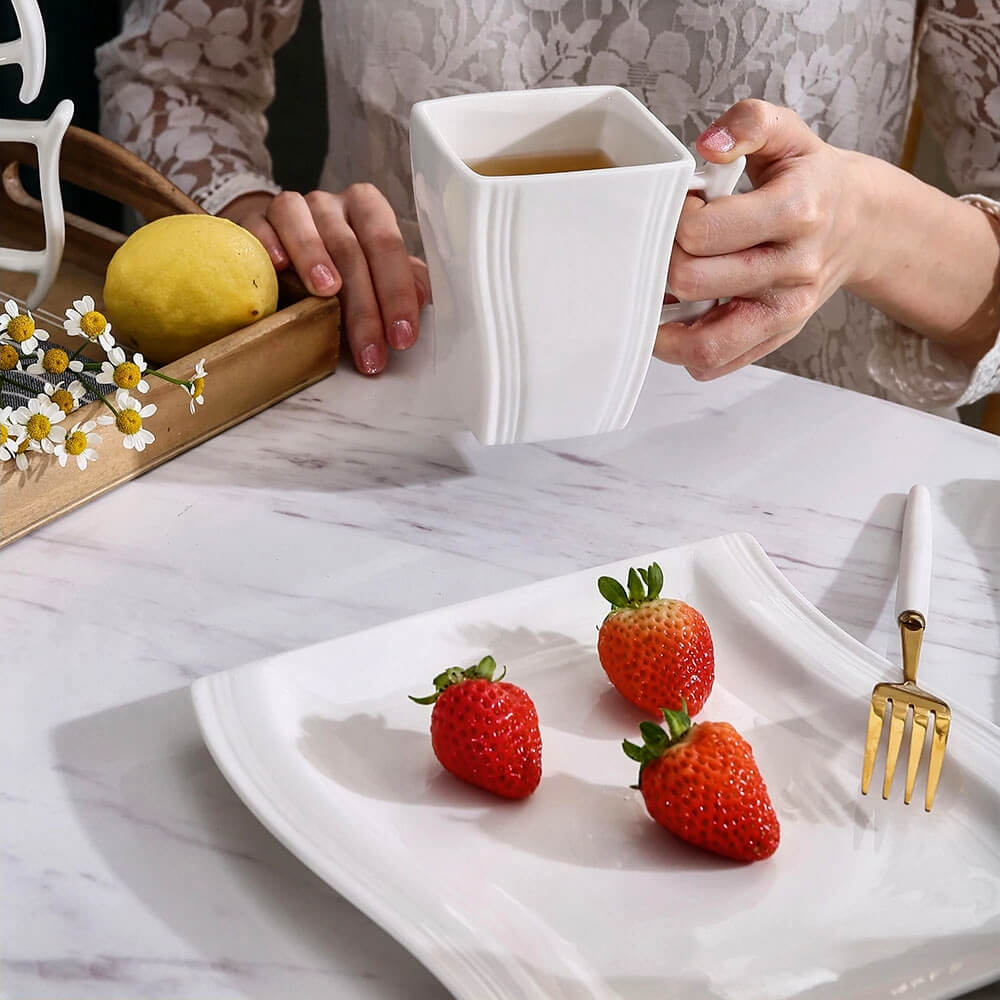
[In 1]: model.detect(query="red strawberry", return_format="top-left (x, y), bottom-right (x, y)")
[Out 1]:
top-left (410, 655), bottom-right (542, 799)
top-left (597, 563), bottom-right (714, 716)
top-left (624, 703), bottom-right (779, 862)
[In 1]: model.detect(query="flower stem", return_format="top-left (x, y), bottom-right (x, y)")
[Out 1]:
top-left (99, 393), bottom-right (119, 418)
top-left (68, 341), bottom-right (92, 363)
top-left (148, 370), bottom-right (192, 390)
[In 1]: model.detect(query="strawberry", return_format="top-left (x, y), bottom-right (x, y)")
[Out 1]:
top-left (624, 703), bottom-right (779, 862)
top-left (597, 562), bottom-right (714, 716)
top-left (410, 655), bottom-right (542, 799)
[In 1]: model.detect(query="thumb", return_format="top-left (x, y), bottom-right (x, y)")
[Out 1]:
top-left (696, 99), bottom-right (819, 167)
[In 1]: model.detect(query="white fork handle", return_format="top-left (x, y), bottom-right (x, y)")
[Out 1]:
top-left (0, 0), bottom-right (46, 103)
top-left (895, 484), bottom-right (932, 620)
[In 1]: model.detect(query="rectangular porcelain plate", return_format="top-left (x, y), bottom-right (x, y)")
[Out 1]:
top-left (192, 533), bottom-right (1000, 1000)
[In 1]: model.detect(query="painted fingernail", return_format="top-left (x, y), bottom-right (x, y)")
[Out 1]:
top-left (310, 263), bottom-right (337, 293)
top-left (699, 125), bottom-right (736, 153)
top-left (389, 319), bottom-right (416, 350)
top-left (359, 343), bottom-right (384, 375)
top-left (271, 246), bottom-right (289, 268)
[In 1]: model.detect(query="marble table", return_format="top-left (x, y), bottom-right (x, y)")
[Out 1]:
top-left (3, 352), bottom-right (999, 999)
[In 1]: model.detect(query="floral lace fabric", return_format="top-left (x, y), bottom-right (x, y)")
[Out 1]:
top-left (97, 0), bottom-right (1000, 410)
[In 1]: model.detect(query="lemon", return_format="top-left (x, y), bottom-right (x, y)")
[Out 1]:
top-left (103, 215), bottom-right (278, 364)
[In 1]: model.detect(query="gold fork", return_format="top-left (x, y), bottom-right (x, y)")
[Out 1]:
top-left (862, 485), bottom-right (950, 811)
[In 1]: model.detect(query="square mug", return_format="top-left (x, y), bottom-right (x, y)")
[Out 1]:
top-left (410, 86), bottom-right (744, 445)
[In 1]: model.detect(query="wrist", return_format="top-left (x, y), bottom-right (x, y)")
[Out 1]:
top-left (841, 150), bottom-right (895, 295)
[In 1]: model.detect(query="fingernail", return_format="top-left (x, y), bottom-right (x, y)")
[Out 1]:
top-left (271, 246), bottom-right (289, 268)
top-left (389, 319), bottom-right (415, 350)
top-left (699, 124), bottom-right (736, 153)
top-left (359, 343), bottom-right (384, 375)
top-left (310, 264), bottom-right (337, 293)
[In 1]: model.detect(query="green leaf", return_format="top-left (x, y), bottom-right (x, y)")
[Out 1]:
top-left (409, 692), bottom-right (439, 705)
top-left (627, 567), bottom-right (645, 604)
top-left (598, 575), bottom-right (629, 609)
top-left (475, 655), bottom-right (497, 680)
top-left (647, 562), bottom-right (664, 600)
top-left (639, 720), bottom-right (668, 750)
top-left (660, 701), bottom-right (692, 741)
top-left (622, 739), bottom-right (644, 762)
top-left (637, 567), bottom-right (649, 587)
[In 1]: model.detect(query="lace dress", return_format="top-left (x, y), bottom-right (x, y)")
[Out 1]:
top-left (96, 0), bottom-right (1000, 411)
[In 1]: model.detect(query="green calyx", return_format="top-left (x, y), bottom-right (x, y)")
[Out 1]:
top-left (409, 655), bottom-right (506, 705)
top-left (598, 562), bottom-right (664, 611)
top-left (622, 701), bottom-right (692, 786)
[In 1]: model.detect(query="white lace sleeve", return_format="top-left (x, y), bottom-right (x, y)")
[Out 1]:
top-left (95, 0), bottom-right (302, 215)
top-left (867, 0), bottom-right (1000, 408)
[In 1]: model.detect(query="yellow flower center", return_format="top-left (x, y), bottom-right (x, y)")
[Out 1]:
top-left (114, 361), bottom-right (141, 389)
top-left (0, 424), bottom-right (7, 447)
top-left (43, 348), bottom-right (70, 374)
top-left (0, 344), bottom-right (19, 370)
top-left (192, 376), bottom-right (205, 398)
top-left (25, 413), bottom-right (51, 440)
top-left (80, 310), bottom-right (107, 338)
top-left (7, 314), bottom-right (34, 343)
top-left (65, 430), bottom-right (88, 455)
top-left (117, 409), bottom-right (142, 435)
top-left (50, 389), bottom-right (75, 414)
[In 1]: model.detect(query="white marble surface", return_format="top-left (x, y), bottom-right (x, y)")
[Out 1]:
top-left (3, 349), bottom-right (1000, 1000)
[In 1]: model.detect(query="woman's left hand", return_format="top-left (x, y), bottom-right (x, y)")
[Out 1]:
top-left (655, 99), bottom-right (872, 380)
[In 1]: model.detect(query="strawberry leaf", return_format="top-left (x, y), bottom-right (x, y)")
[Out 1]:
top-left (627, 568), bottom-right (645, 603)
top-left (647, 562), bottom-right (664, 600)
top-left (598, 575), bottom-right (629, 609)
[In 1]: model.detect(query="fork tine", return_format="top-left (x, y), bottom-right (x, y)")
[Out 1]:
top-left (904, 705), bottom-right (930, 804)
top-left (861, 691), bottom-right (887, 795)
top-left (881, 699), bottom-right (909, 799)
top-left (924, 709), bottom-right (951, 812)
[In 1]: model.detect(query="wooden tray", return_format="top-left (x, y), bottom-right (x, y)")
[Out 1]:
top-left (0, 127), bottom-right (340, 548)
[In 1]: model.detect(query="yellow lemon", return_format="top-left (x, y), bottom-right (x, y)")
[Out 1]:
top-left (103, 215), bottom-right (278, 364)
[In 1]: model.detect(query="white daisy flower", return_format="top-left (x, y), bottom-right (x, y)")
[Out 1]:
top-left (45, 379), bottom-right (88, 416)
top-left (0, 406), bottom-right (26, 463)
top-left (188, 358), bottom-right (207, 414)
top-left (63, 295), bottom-right (115, 351)
top-left (12, 393), bottom-right (66, 454)
top-left (0, 300), bottom-right (49, 354)
top-left (96, 346), bottom-right (149, 394)
top-left (53, 419), bottom-right (102, 470)
top-left (25, 345), bottom-right (84, 378)
top-left (14, 438), bottom-right (31, 470)
top-left (98, 389), bottom-right (156, 451)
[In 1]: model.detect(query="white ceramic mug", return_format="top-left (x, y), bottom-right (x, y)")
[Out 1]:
top-left (410, 86), bottom-right (744, 446)
top-left (0, 0), bottom-right (72, 309)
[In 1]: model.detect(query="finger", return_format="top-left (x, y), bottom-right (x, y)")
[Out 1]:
top-left (697, 99), bottom-right (820, 167)
top-left (675, 178), bottom-right (817, 256)
top-left (265, 191), bottom-right (342, 297)
top-left (686, 328), bottom-right (799, 381)
top-left (310, 195), bottom-right (388, 375)
top-left (669, 242), bottom-right (809, 302)
top-left (410, 256), bottom-right (431, 307)
top-left (653, 294), bottom-right (801, 373)
top-left (342, 184), bottom-right (419, 350)
top-left (241, 215), bottom-right (291, 271)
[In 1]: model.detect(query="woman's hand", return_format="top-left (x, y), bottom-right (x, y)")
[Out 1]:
top-left (655, 99), bottom-right (872, 380)
top-left (221, 187), bottom-right (430, 376)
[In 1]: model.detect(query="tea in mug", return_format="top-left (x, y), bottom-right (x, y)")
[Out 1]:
top-left (467, 148), bottom-right (618, 176)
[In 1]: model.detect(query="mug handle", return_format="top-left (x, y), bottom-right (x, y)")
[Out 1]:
top-left (0, 100), bottom-right (74, 308)
top-left (0, 0), bottom-right (46, 103)
top-left (659, 155), bottom-right (746, 325)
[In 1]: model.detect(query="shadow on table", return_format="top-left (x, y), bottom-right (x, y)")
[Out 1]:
top-left (51, 688), bottom-right (447, 1000)
top-left (940, 478), bottom-right (1000, 721)
top-left (812, 491), bottom-right (904, 654)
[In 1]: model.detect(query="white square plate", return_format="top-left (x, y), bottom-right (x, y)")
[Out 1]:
top-left (192, 533), bottom-right (1000, 1000)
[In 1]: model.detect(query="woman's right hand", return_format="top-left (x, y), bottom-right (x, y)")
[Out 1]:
top-left (220, 186), bottom-right (429, 376)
